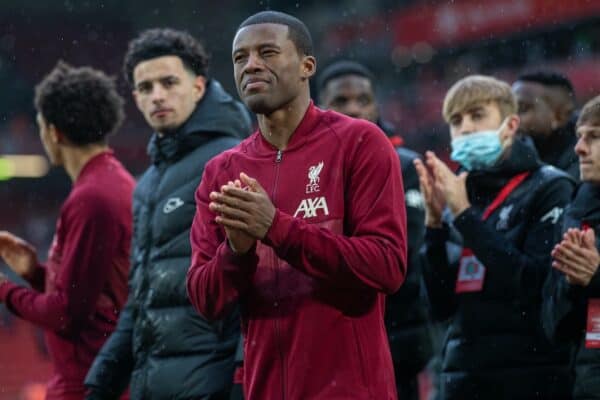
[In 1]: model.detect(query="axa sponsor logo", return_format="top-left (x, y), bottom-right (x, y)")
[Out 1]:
top-left (163, 197), bottom-right (184, 214)
top-left (293, 197), bottom-right (329, 219)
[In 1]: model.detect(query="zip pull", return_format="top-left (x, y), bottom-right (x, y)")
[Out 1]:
top-left (276, 150), bottom-right (283, 163)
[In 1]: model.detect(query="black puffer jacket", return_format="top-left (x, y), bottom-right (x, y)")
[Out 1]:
top-left (543, 183), bottom-right (600, 399)
top-left (85, 80), bottom-right (252, 400)
top-left (422, 137), bottom-right (575, 400)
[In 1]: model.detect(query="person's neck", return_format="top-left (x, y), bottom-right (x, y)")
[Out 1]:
top-left (533, 127), bottom-right (570, 163)
top-left (62, 144), bottom-right (109, 182)
top-left (257, 92), bottom-right (310, 150)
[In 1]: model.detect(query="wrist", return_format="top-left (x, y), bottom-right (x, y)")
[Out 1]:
top-left (449, 200), bottom-right (470, 217)
top-left (425, 217), bottom-right (443, 228)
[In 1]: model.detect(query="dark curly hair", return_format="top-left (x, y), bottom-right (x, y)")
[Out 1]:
top-left (123, 28), bottom-right (209, 87)
top-left (34, 61), bottom-right (124, 146)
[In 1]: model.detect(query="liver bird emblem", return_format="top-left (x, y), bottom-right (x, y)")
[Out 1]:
top-left (308, 162), bottom-right (324, 185)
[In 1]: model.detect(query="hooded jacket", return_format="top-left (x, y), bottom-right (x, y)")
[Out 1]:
top-left (542, 183), bottom-right (600, 399)
top-left (85, 80), bottom-right (252, 400)
top-left (422, 137), bottom-right (575, 400)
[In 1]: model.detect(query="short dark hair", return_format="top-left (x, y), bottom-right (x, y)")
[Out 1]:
top-left (237, 11), bottom-right (313, 56)
top-left (317, 60), bottom-right (374, 92)
top-left (34, 61), bottom-right (124, 146)
top-left (123, 28), bottom-right (209, 86)
top-left (516, 70), bottom-right (575, 96)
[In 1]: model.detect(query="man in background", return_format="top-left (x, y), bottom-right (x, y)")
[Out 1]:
top-left (513, 70), bottom-right (579, 181)
top-left (0, 61), bottom-right (134, 400)
top-left (318, 60), bottom-right (433, 400)
top-left (85, 28), bottom-right (251, 400)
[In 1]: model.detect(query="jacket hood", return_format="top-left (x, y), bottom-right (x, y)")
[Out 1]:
top-left (148, 79), bottom-right (252, 164)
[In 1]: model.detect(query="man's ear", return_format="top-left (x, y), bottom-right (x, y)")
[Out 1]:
top-left (300, 55), bottom-right (316, 81)
top-left (501, 114), bottom-right (520, 145)
top-left (48, 123), bottom-right (65, 144)
top-left (193, 75), bottom-right (207, 102)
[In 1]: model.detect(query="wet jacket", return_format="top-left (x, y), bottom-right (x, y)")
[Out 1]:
top-left (543, 183), bottom-right (600, 399)
top-left (422, 137), bottom-right (575, 400)
top-left (0, 152), bottom-right (134, 400)
top-left (85, 80), bottom-right (252, 400)
top-left (187, 104), bottom-right (408, 400)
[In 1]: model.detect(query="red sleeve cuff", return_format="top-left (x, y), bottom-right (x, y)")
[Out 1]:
top-left (263, 209), bottom-right (295, 248)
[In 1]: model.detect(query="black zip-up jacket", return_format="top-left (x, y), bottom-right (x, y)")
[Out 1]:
top-left (422, 137), bottom-right (575, 400)
top-left (542, 183), bottom-right (600, 399)
top-left (84, 80), bottom-right (252, 400)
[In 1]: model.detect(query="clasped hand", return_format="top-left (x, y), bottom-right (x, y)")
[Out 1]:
top-left (414, 151), bottom-right (470, 227)
top-left (552, 228), bottom-right (600, 287)
top-left (209, 173), bottom-right (276, 254)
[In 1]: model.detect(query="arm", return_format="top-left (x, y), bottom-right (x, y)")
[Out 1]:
top-left (541, 267), bottom-right (586, 343)
top-left (263, 129), bottom-right (407, 294)
top-left (187, 165), bottom-right (259, 321)
top-left (0, 197), bottom-right (124, 334)
top-left (84, 294), bottom-right (135, 399)
top-left (401, 152), bottom-right (426, 261)
top-left (453, 177), bottom-right (573, 298)
top-left (0, 231), bottom-right (46, 291)
top-left (421, 224), bottom-right (459, 321)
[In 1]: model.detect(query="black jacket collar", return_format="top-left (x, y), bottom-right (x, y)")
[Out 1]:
top-left (147, 79), bottom-right (251, 165)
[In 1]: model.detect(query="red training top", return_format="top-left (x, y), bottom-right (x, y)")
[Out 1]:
top-left (0, 151), bottom-right (135, 399)
top-left (187, 104), bottom-right (407, 400)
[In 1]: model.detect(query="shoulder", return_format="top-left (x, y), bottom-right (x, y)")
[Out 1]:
top-left (200, 135), bottom-right (256, 188)
top-left (64, 185), bottom-right (117, 220)
top-left (318, 108), bottom-right (387, 142)
top-left (531, 165), bottom-right (576, 188)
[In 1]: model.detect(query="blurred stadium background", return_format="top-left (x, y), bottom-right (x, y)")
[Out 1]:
top-left (1, 0), bottom-right (599, 398)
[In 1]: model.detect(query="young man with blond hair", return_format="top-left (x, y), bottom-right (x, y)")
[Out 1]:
top-left (415, 75), bottom-right (575, 399)
top-left (543, 95), bottom-right (600, 399)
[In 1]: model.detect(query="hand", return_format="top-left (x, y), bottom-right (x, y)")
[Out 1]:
top-left (210, 180), bottom-right (256, 254)
top-left (210, 173), bottom-right (276, 250)
top-left (552, 228), bottom-right (600, 286)
top-left (424, 151), bottom-right (470, 217)
top-left (414, 158), bottom-right (446, 227)
top-left (0, 231), bottom-right (38, 278)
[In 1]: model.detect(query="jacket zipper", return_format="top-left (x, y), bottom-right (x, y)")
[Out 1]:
top-left (272, 149), bottom-right (286, 399)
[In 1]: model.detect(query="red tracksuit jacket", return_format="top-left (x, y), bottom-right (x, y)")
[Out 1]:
top-left (187, 104), bottom-right (407, 400)
top-left (0, 151), bottom-right (134, 399)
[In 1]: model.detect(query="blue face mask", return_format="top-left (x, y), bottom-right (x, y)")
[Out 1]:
top-left (450, 122), bottom-right (506, 171)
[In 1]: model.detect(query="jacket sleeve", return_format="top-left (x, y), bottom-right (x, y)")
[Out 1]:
top-left (22, 263), bottom-right (46, 292)
top-left (453, 176), bottom-right (574, 299)
top-left (263, 127), bottom-right (407, 294)
top-left (0, 195), bottom-right (126, 335)
top-left (421, 225), bottom-right (459, 321)
top-left (84, 294), bottom-right (135, 399)
top-left (541, 267), bottom-right (587, 343)
top-left (401, 152), bottom-right (426, 264)
top-left (187, 162), bottom-right (259, 321)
